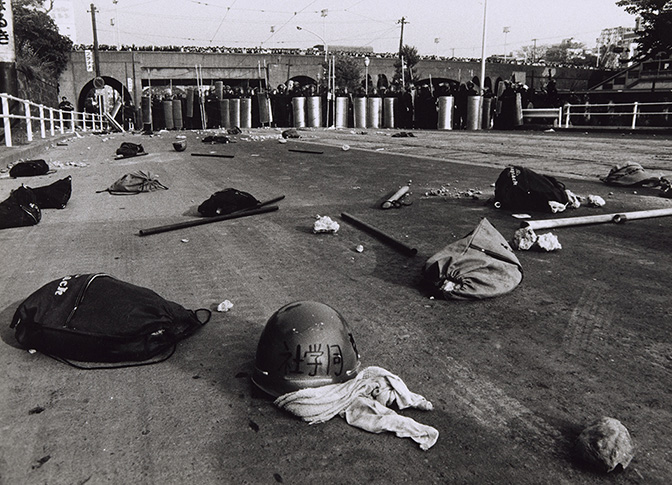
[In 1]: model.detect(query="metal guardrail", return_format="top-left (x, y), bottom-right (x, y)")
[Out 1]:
top-left (0, 93), bottom-right (109, 147)
top-left (522, 107), bottom-right (562, 126)
top-left (563, 101), bottom-right (672, 129)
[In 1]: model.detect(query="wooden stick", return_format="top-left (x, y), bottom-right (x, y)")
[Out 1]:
top-left (288, 149), bottom-right (324, 154)
top-left (341, 212), bottom-right (417, 256)
top-left (139, 204), bottom-right (279, 236)
top-left (522, 207), bottom-right (672, 230)
top-left (191, 153), bottom-right (234, 158)
top-left (381, 185), bottom-right (410, 209)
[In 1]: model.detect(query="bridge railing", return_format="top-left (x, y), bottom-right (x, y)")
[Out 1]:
top-left (562, 101), bottom-right (672, 129)
top-left (0, 93), bottom-right (108, 147)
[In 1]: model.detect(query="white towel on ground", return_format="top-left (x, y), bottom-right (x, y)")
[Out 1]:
top-left (274, 366), bottom-right (439, 450)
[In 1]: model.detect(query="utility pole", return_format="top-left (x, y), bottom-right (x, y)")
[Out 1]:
top-left (532, 38), bottom-right (537, 63)
top-left (397, 17), bottom-right (408, 88)
top-left (90, 3), bottom-right (101, 77)
top-left (397, 17), bottom-right (408, 59)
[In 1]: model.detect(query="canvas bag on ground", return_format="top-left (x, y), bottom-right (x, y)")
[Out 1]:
top-left (97, 171), bottom-right (168, 195)
top-left (0, 186), bottom-right (41, 229)
top-left (29, 176), bottom-right (72, 209)
top-left (422, 218), bottom-right (523, 300)
top-left (9, 159), bottom-right (50, 178)
top-left (198, 188), bottom-right (260, 216)
top-left (494, 165), bottom-right (569, 212)
top-left (10, 273), bottom-right (211, 364)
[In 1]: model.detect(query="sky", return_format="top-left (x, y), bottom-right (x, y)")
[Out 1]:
top-left (61, 0), bottom-right (637, 57)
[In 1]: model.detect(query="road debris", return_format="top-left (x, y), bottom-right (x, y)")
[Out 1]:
top-left (313, 215), bottom-right (340, 234)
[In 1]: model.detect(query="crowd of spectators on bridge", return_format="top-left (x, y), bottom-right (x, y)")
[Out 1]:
top-left (71, 43), bottom-right (590, 69)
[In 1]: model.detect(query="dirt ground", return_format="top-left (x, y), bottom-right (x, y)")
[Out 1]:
top-left (0, 127), bottom-right (671, 484)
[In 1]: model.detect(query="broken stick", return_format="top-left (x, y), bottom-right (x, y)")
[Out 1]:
top-left (522, 207), bottom-right (672, 230)
top-left (138, 196), bottom-right (285, 236)
top-left (341, 212), bottom-right (417, 256)
top-left (381, 185), bottom-right (410, 209)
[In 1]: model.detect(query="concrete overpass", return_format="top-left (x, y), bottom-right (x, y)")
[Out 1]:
top-left (58, 49), bottom-right (608, 113)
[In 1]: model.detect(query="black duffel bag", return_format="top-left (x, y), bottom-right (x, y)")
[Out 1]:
top-left (494, 165), bottom-right (569, 212)
top-left (0, 186), bottom-right (41, 229)
top-left (9, 159), bottom-right (50, 178)
top-left (10, 273), bottom-right (211, 366)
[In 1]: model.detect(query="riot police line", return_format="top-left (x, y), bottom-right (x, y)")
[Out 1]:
top-left (138, 80), bottom-right (528, 132)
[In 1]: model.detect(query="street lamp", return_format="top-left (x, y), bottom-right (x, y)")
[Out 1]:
top-left (364, 56), bottom-right (370, 95)
top-left (296, 25), bottom-right (328, 61)
top-left (479, 0), bottom-right (488, 95)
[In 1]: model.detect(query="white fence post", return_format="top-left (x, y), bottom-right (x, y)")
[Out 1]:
top-left (2, 94), bottom-right (12, 147)
top-left (49, 107), bottom-right (55, 136)
top-left (39, 105), bottom-right (46, 138)
top-left (631, 102), bottom-right (639, 129)
top-left (23, 100), bottom-right (33, 142)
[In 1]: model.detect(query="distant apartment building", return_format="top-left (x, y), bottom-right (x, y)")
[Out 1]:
top-left (596, 23), bottom-right (639, 69)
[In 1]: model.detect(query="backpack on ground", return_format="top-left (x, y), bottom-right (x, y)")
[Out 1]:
top-left (0, 186), bottom-right (41, 229)
top-left (97, 171), bottom-right (168, 195)
top-left (10, 273), bottom-right (211, 366)
top-left (9, 159), bottom-right (50, 178)
top-left (29, 176), bottom-right (73, 209)
top-left (494, 165), bottom-right (569, 212)
top-left (197, 188), bottom-right (260, 217)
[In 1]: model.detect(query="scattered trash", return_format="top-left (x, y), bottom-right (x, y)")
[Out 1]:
top-left (512, 227), bottom-right (561, 251)
top-left (173, 140), bottom-right (187, 151)
top-left (217, 300), bottom-right (234, 312)
top-left (586, 195), bottom-right (606, 207)
top-left (381, 185), bottom-right (411, 209)
top-left (181, 239), bottom-right (189, 243)
top-left (512, 214), bottom-right (532, 219)
top-left (282, 128), bottom-right (300, 139)
top-left (536, 232), bottom-right (562, 251)
top-left (313, 215), bottom-right (340, 234)
top-left (278, 138), bottom-right (288, 144)
top-left (512, 226), bottom-right (538, 250)
top-left (355, 244), bottom-right (364, 253)
top-left (391, 131), bottom-right (416, 138)
top-left (576, 417), bottom-right (634, 473)
top-left (341, 144), bottom-right (350, 151)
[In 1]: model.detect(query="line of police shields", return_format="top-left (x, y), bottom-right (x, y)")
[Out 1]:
top-left (140, 86), bottom-right (524, 132)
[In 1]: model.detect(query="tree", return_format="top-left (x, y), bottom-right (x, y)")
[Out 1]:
top-left (617, 0), bottom-right (672, 60)
top-left (393, 45), bottom-right (420, 85)
top-left (12, 0), bottom-right (73, 78)
top-left (332, 56), bottom-right (362, 94)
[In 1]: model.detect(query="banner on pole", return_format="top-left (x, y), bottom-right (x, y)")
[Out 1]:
top-left (85, 50), bottom-right (95, 72)
top-left (0, 0), bottom-right (16, 63)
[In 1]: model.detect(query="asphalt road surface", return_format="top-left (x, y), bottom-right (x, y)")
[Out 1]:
top-left (1, 127), bottom-right (671, 484)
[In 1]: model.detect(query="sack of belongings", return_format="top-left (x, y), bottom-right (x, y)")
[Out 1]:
top-left (10, 273), bottom-right (211, 365)
top-left (115, 142), bottom-right (146, 158)
top-left (494, 165), bottom-right (569, 212)
top-left (0, 186), bottom-right (41, 229)
top-left (422, 218), bottom-right (523, 299)
top-left (600, 162), bottom-right (662, 187)
top-left (9, 159), bottom-right (50, 178)
top-left (197, 188), bottom-right (260, 217)
top-left (28, 176), bottom-right (72, 209)
top-left (97, 171), bottom-right (168, 195)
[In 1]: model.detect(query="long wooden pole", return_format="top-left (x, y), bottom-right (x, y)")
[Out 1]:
top-left (522, 207), bottom-right (672, 231)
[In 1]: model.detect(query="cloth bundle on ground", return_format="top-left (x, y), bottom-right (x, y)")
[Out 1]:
top-left (115, 142), bottom-right (147, 158)
top-left (10, 273), bottom-right (211, 366)
top-left (600, 162), bottom-right (663, 187)
top-left (423, 218), bottom-right (523, 300)
top-left (97, 171), bottom-right (168, 195)
top-left (9, 159), bottom-right (50, 178)
top-left (0, 185), bottom-right (41, 229)
top-left (494, 165), bottom-right (569, 212)
top-left (28, 176), bottom-right (72, 209)
top-left (282, 128), bottom-right (300, 139)
top-left (197, 188), bottom-right (260, 217)
top-left (202, 135), bottom-right (232, 144)
top-left (274, 366), bottom-right (439, 450)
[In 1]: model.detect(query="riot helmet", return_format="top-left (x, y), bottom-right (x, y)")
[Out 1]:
top-left (252, 301), bottom-right (361, 397)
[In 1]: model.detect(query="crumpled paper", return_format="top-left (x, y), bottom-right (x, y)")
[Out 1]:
top-left (313, 215), bottom-right (340, 234)
top-left (512, 227), bottom-right (561, 252)
top-left (274, 366), bottom-right (438, 450)
top-left (586, 195), bottom-right (606, 207)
